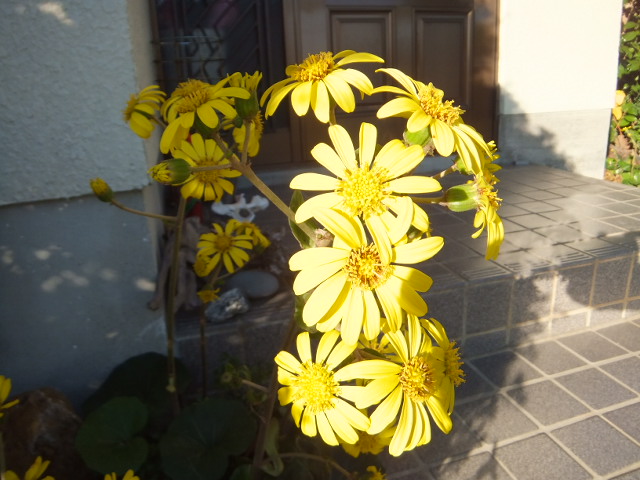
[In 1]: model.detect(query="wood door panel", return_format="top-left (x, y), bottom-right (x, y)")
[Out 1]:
top-left (272, 0), bottom-right (497, 167)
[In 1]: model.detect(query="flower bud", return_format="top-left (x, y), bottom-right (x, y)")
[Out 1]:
top-left (444, 184), bottom-right (478, 212)
top-left (90, 178), bottom-right (114, 202)
top-left (148, 158), bottom-right (192, 185)
top-left (403, 127), bottom-right (432, 147)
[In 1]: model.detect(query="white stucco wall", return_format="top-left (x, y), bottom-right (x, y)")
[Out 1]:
top-left (0, 0), bottom-right (151, 206)
top-left (497, 0), bottom-right (622, 178)
top-left (0, 1), bottom-right (166, 408)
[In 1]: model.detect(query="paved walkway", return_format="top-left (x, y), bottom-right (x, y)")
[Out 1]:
top-left (180, 165), bottom-right (640, 479)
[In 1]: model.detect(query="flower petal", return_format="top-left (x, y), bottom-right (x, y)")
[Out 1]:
top-left (388, 176), bottom-right (441, 194)
top-left (291, 81), bottom-right (313, 116)
top-left (328, 124), bottom-right (357, 171)
top-left (368, 384), bottom-right (403, 435)
top-left (310, 142), bottom-right (349, 177)
top-left (290, 173), bottom-right (339, 192)
top-left (294, 192), bottom-right (344, 223)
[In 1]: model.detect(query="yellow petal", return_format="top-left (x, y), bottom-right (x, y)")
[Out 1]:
top-left (278, 386), bottom-right (294, 405)
top-left (431, 119), bottom-right (455, 156)
top-left (363, 289), bottom-right (381, 340)
top-left (341, 289), bottom-right (365, 346)
top-left (196, 104), bottom-right (219, 129)
top-left (316, 412), bottom-right (339, 445)
top-left (311, 81), bottom-right (331, 123)
top-left (291, 81), bottom-right (312, 116)
top-left (291, 257), bottom-right (346, 295)
top-left (393, 236), bottom-right (444, 264)
top-left (316, 330), bottom-right (340, 365)
top-left (334, 398), bottom-right (370, 432)
top-left (377, 97), bottom-right (418, 119)
top-left (332, 68), bottom-right (375, 95)
top-left (358, 376), bottom-right (400, 409)
top-left (389, 397), bottom-right (414, 456)
top-left (336, 51), bottom-right (384, 66)
top-left (294, 192), bottom-right (343, 223)
top-left (375, 143), bottom-right (425, 179)
top-left (324, 74), bottom-right (356, 112)
top-left (376, 68), bottom-right (418, 96)
top-left (275, 351), bottom-right (302, 373)
top-left (325, 338), bottom-right (356, 369)
top-left (314, 208), bottom-right (365, 248)
top-left (325, 408), bottom-right (358, 444)
top-left (328, 124), bottom-right (357, 171)
top-left (336, 359), bottom-right (402, 381)
top-left (368, 385), bottom-right (403, 435)
top-left (310, 142), bottom-right (349, 177)
top-left (358, 122), bottom-right (377, 168)
top-left (289, 246), bottom-right (347, 271)
top-left (289, 173), bottom-right (339, 192)
top-left (388, 176), bottom-right (441, 194)
top-left (296, 331), bottom-right (312, 364)
top-left (303, 271), bottom-right (349, 326)
top-left (301, 408), bottom-right (317, 437)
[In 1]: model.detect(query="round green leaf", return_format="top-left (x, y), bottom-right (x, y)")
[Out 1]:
top-left (75, 396), bottom-right (149, 475)
top-left (159, 398), bottom-right (257, 480)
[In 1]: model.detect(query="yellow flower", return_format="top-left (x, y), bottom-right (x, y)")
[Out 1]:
top-left (89, 178), bottom-right (114, 203)
top-left (232, 113), bottom-right (264, 157)
top-left (229, 219), bottom-right (271, 249)
top-left (197, 287), bottom-right (220, 304)
top-left (275, 330), bottom-right (370, 446)
top-left (613, 89), bottom-right (625, 120)
top-left (338, 315), bottom-right (451, 457)
top-left (471, 175), bottom-right (504, 260)
top-left (147, 158), bottom-right (192, 186)
top-left (160, 78), bottom-right (250, 153)
top-left (123, 85), bottom-right (165, 139)
top-left (364, 466), bottom-right (387, 480)
top-left (291, 123), bottom-right (440, 246)
top-left (5, 456), bottom-right (54, 480)
top-left (375, 68), bottom-right (490, 175)
top-left (197, 222), bottom-right (254, 275)
top-left (0, 375), bottom-right (18, 417)
top-left (227, 71), bottom-right (262, 120)
top-left (170, 134), bottom-right (241, 201)
top-left (289, 208), bottom-right (443, 345)
top-left (421, 318), bottom-right (465, 414)
top-left (104, 470), bottom-right (139, 480)
top-left (261, 50), bottom-right (383, 123)
top-left (340, 429), bottom-right (392, 458)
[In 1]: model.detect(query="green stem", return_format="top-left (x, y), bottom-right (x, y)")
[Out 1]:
top-left (0, 431), bottom-right (6, 480)
top-left (432, 164), bottom-right (458, 180)
top-left (277, 452), bottom-right (355, 480)
top-left (111, 198), bottom-right (176, 223)
top-left (412, 195), bottom-right (446, 204)
top-left (241, 379), bottom-right (268, 393)
top-left (165, 195), bottom-right (188, 416)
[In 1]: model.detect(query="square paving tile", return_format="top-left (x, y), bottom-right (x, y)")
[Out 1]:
top-left (456, 394), bottom-right (537, 444)
top-left (596, 322), bottom-right (640, 352)
top-left (604, 401), bottom-right (640, 442)
top-left (601, 356), bottom-right (640, 392)
top-left (610, 469), bottom-right (640, 480)
top-left (506, 380), bottom-right (589, 425)
top-left (558, 331), bottom-right (627, 362)
top-left (553, 416), bottom-right (640, 476)
top-left (556, 368), bottom-right (637, 409)
top-left (428, 452), bottom-right (512, 480)
top-left (418, 413), bottom-right (484, 463)
top-left (515, 341), bottom-right (586, 374)
top-left (455, 363), bottom-right (495, 403)
top-left (494, 434), bottom-right (590, 480)
top-left (469, 351), bottom-right (542, 388)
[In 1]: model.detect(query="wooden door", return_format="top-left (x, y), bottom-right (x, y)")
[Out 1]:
top-left (259, 0), bottom-right (498, 167)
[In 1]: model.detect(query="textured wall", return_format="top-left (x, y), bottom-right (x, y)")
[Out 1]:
top-left (497, 0), bottom-right (622, 178)
top-left (0, 1), bottom-right (150, 206)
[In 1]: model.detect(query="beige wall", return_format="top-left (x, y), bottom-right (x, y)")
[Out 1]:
top-left (497, 0), bottom-right (623, 178)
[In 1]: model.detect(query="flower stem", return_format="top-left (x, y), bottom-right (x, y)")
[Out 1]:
top-left (278, 453), bottom-right (355, 479)
top-left (241, 379), bottom-right (268, 393)
top-left (111, 198), bottom-right (176, 223)
top-left (165, 195), bottom-right (187, 416)
top-left (412, 195), bottom-right (446, 204)
top-left (0, 432), bottom-right (6, 480)
top-left (432, 164), bottom-right (458, 180)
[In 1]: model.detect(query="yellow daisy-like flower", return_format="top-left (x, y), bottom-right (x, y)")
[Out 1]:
top-left (0, 375), bottom-right (19, 417)
top-left (197, 287), bottom-right (220, 304)
top-left (5, 456), bottom-right (54, 480)
top-left (291, 122), bottom-right (440, 248)
top-left (160, 78), bottom-right (250, 153)
top-left (104, 470), bottom-right (139, 480)
top-left (196, 221), bottom-right (254, 275)
top-left (170, 134), bottom-right (241, 201)
top-left (232, 112), bottom-right (264, 157)
top-left (374, 68), bottom-right (490, 175)
top-left (340, 428), bottom-right (393, 458)
top-left (471, 175), bottom-right (504, 260)
top-left (339, 315), bottom-right (451, 457)
top-left (275, 330), bottom-right (370, 446)
top-left (229, 219), bottom-right (271, 249)
top-left (364, 466), bottom-right (388, 480)
top-left (89, 178), bottom-right (114, 203)
top-left (289, 208), bottom-right (443, 345)
top-left (227, 71), bottom-right (262, 120)
top-left (261, 50), bottom-right (383, 123)
top-left (123, 85), bottom-right (166, 139)
top-left (421, 318), bottom-right (465, 414)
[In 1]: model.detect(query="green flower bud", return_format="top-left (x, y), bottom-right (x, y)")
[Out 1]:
top-left (90, 178), bottom-right (114, 202)
top-left (235, 90), bottom-right (260, 120)
top-left (444, 184), bottom-right (478, 212)
top-left (403, 127), bottom-right (432, 147)
top-left (148, 158), bottom-right (192, 185)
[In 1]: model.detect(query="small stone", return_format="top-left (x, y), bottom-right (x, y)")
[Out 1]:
top-left (205, 288), bottom-right (250, 323)
top-left (226, 269), bottom-right (280, 299)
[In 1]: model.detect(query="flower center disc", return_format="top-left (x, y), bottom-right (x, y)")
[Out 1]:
top-left (418, 83), bottom-right (464, 125)
top-left (292, 362), bottom-right (338, 414)
top-left (174, 79), bottom-right (212, 114)
top-left (343, 244), bottom-right (393, 290)
top-left (295, 52), bottom-right (335, 82)
top-left (338, 167), bottom-right (387, 217)
top-left (399, 356), bottom-right (438, 402)
top-left (214, 234), bottom-right (233, 251)
top-left (445, 342), bottom-right (466, 387)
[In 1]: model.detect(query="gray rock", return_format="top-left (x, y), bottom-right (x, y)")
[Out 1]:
top-left (205, 288), bottom-right (250, 323)
top-left (226, 269), bottom-right (280, 299)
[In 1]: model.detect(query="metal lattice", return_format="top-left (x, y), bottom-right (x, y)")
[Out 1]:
top-left (150, 0), bottom-right (286, 94)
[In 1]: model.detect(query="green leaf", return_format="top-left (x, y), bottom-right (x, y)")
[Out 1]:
top-left (82, 352), bottom-right (190, 419)
top-left (288, 190), bottom-right (318, 249)
top-left (159, 398), bottom-right (257, 480)
top-left (75, 397), bottom-right (149, 475)
top-left (261, 418), bottom-right (284, 477)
